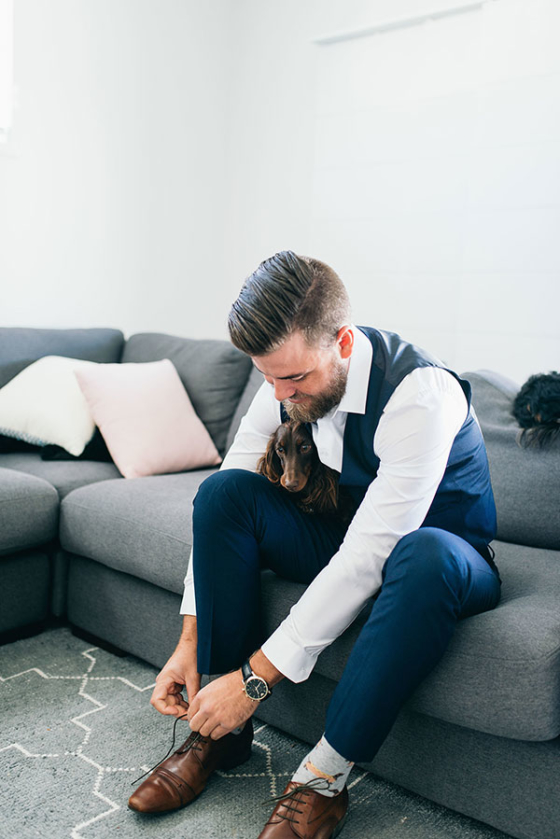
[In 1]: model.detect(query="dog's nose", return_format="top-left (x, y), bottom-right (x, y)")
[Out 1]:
top-left (284, 478), bottom-right (301, 492)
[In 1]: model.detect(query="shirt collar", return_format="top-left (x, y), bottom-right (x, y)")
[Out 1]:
top-left (316, 325), bottom-right (371, 422)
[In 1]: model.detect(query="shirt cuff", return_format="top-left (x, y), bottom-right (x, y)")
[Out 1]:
top-left (261, 623), bottom-right (321, 683)
top-left (180, 549), bottom-right (197, 615)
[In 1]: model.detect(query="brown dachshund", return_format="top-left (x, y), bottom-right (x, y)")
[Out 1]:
top-left (257, 420), bottom-right (354, 522)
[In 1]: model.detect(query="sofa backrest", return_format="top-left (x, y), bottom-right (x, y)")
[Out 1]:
top-left (0, 327), bottom-right (125, 388)
top-left (465, 369), bottom-right (560, 551)
top-left (122, 332), bottom-right (253, 457)
top-left (224, 365), bottom-right (266, 453)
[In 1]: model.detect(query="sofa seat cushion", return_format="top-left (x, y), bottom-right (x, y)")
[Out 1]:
top-left (261, 539), bottom-right (560, 742)
top-left (0, 467), bottom-right (59, 554)
top-left (0, 453), bottom-right (121, 500)
top-left (59, 469), bottom-right (218, 593)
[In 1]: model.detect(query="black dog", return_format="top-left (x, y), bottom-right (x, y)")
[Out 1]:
top-left (512, 371), bottom-right (560, 449)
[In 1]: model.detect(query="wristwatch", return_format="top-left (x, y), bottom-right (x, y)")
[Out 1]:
top-left (241, 659), bottom-right (272, 702)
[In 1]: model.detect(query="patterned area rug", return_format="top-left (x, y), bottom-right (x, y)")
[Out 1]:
top-left (0, 627), bottom-right (510, 839)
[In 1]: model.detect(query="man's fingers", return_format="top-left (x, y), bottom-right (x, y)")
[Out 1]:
top-left (198, 719), bottom-right (218, 738)
top-left (151, 682), bottom-right (180, 715)
top-left (187, 690), bottom-right (201, 720)
top-left (161, 705), bottom-right (181, 716)
top-left (151, 669), bottom-right (200, 718)
top-left (210, 725), bottom-right (230, 741)
top-left (172, 697), bottom-right (190, 715)
top-left (186, 674), bottom-right (201, 705)
top-left (188, 707), bottom-right (207, 733)
top-left (166, 685), bottom-right (189, 711)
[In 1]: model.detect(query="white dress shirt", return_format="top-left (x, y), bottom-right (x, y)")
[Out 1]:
top-left (180, 327), bottom-right (469, 683)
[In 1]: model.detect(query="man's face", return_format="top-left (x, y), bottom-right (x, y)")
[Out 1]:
top-left (252, 329), bottom-right (351, 423)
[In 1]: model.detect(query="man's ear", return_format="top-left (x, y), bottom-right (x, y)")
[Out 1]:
top-left (337, 325), bottom-right (354, 360)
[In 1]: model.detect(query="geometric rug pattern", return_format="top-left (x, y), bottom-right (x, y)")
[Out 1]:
top-left (0, 627), bottom-right (510, 838)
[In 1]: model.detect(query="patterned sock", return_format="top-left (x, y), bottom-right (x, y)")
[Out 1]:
top-left (291, 734), bottom-right (354, 797)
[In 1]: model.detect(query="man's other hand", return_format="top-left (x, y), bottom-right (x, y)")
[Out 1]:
top-left (186, 670), bottom-right (256, 739)
top-left (150, 617), bottom-right (200, 716)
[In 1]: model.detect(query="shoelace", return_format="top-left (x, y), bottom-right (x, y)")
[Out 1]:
top-left (130, 711), bottom-right (205, 786)
top-left (261, 775), bottom-right (342, 824)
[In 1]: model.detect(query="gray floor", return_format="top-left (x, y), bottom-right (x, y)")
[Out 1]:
top-left (0, 627), bottom-right (511, 839)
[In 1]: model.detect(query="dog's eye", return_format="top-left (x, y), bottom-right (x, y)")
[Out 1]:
top-left (276, 446), bottom-right (284, 454)
top-left (300, 444), bottom-right (311, 452)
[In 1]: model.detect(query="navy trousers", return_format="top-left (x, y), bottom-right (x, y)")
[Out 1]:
top-left (192, 469), bottom-right (502, 763)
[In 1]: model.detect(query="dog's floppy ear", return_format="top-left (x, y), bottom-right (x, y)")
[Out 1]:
top-left (257, 434), bottom-right (282, 485)
top-left (305, 462), bottom-right (340, 515)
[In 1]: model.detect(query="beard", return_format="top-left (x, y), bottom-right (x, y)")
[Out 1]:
top-left (282, 358), bottom-right (349, 423)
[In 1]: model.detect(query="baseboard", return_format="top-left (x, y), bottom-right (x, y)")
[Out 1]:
top-left (69, 623), bottom-right (128, 657)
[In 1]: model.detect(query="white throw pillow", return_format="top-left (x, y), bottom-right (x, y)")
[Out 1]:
top-left (0, 355), bottom-right (98, 456)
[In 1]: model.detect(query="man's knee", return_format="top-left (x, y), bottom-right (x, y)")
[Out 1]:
top-left (193, 468), bottom-right (267, 518)
top-left (383, 527), bottom-right (461, 585)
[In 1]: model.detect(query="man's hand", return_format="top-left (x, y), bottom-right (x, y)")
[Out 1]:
top-left (187, 649), bottom-right (285, 740)
top-left (186, 670), bottom-right (257, 739)
top-left (150, 616), bottom-right (200, 717)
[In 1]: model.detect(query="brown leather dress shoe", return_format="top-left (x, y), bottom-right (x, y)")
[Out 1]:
top-left (128, 719), bottom-right (253, 814)
top-left (258, 779), bottom-right (349, 838)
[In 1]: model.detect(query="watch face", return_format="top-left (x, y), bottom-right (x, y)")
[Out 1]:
top-left (245, 675), bottom-right (269, 700)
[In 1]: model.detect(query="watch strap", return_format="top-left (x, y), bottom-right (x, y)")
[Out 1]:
top-left (241, 660), bottom-right (253, 682)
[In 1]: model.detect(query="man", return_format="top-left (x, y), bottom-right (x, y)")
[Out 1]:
top-left (129, 251), bottom-right (502, 837)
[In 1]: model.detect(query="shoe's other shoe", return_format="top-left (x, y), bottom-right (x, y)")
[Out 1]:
top-left (258, 779), bottom-right (349, 838)
top-left (128, 718), bottom-right (253, 814)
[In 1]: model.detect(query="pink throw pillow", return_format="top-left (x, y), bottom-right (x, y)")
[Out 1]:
top-left (74, 359), bottom-right (222, 479)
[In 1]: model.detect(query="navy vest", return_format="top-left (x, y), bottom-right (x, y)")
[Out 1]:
top-left (282, 327), bottom-right (497, 562)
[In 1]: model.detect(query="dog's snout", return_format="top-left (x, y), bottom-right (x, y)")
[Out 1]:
top-left (281, 472), bottom-right (309, 493)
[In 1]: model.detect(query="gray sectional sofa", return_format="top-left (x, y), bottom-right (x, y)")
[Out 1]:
top-left (1, 326), bottom-right (559, 839)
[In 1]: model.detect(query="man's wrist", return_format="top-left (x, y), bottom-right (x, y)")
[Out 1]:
top-left (179, 614), bottom-right (197, 642)
top-left (248, 649), bottom-right (284, 688)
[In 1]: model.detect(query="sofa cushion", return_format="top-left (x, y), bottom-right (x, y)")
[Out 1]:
top-left (0, 453), bottom-right (121, 499)
top-left (59, 469), bottom-right (218, 593)
top-left (121, 333), bottom-right (252, 457)
top-left (464, 369), bottom-right (560, 550)
top-left (261, 539), bottom-right (560, 742)
top-left (0, 327), bottom-right (124, 389)
top-left (0, 467), bottom-right (59, 554)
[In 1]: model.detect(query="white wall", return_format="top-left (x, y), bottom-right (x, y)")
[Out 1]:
top-left (0, 0), bottom-right (233, 340)
top-left (1, 0), bottom-right (558, 381)
top-left (224, 0), bottom-right (560, 382)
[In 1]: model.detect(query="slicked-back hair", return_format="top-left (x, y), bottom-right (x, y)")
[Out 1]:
top-left (228, 251), bottom-right (351, 356)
